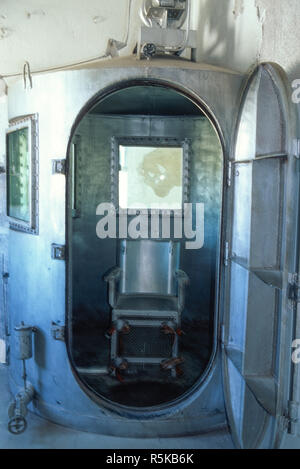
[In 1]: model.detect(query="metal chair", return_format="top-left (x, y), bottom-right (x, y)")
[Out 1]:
top-left (104, 239), bottom-right (189, 379)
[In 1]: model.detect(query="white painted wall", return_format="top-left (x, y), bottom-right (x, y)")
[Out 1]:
top-left (0, 1), bottom-right (299, 82)
top-left (192, 0), bottom-right (263, 72)
top-left (0, 0), bottom-right (140, 77)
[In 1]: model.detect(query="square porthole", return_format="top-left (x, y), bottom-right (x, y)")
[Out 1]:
top-left (6, 114), bottom-right (39, 234)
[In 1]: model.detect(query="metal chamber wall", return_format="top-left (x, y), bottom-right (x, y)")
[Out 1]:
top-left (5, 59), bottom-right (244, 435)
top-left (69, 99), bottom-right (223, 406)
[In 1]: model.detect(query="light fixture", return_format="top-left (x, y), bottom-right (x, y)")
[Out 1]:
top-left (140, 0), bottom-right (188, 30)
top-left (139, 0), bottom-right (196, 59)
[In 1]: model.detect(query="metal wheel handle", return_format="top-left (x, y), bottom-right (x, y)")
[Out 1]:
top-left (8, 416), bottom-right (27, 435)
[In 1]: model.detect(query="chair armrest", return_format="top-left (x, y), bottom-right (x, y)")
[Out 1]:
top-left (175, 270), bottom-right (189, 312)
top-left (104, 267), bottom-right (121, 308)
top-left (104, 267), bottom-right (121, 283)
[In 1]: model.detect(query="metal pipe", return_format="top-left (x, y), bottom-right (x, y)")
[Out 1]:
top-left (8, 323), bottom-right (36, 434)
top-left (8, 383), bottom-right (35, 435)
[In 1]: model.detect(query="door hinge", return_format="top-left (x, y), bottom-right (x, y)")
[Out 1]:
top-left (51, 244), bottom-right (66, 261)
top-left (224, 241), bottom-right (230, 266)
top-left (288, 273), bottom-right (300, 305)
top-left (227, 162), bottom-right (232, 187)
top-left (284, 400), bottom-right (300, 435)
top-left (293, 139), bottom-right (300, 159)
top-left (51, 322), bottom-right (65, 341)
top-left (52, 159), bottom-right (66, 175)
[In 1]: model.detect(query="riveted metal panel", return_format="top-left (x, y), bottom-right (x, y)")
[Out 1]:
top-left (5, 57), bottom-right (244, 438)
top-left (222, 63), bottom-right (299, 449)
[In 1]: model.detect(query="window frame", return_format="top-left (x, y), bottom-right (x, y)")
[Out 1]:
top-left (70, 134), bottom-right (82, 218)
top-left (6, 114), bottom-right (39, 234)
top-left (111, 136), bottom-right (190, 214)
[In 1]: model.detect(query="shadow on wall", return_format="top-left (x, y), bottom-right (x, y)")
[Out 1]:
top-left (192, 0), bottom-right (262, 73)
top-left (195, 0), bottom-right (235, 66)
top-left (193, 0), bottom-right (300, 131)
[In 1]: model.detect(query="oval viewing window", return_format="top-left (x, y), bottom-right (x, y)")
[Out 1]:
top-left (67, 83), bottom-right (223, 410)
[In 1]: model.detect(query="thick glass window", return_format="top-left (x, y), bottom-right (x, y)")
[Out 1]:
top-left (119, 145), bottom-right (183, 210)
top-left (6, 115), bottom-right (39, 234)
top-left (111, 137), bottom-right (189, 211)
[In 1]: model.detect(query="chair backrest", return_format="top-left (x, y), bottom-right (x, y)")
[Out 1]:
top-left (119, 239), bottom-right (180, 296)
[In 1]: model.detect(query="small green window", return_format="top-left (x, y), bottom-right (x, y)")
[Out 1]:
top-left (7, 127), bottom-right (30, 223)
top-left (6, 115), bottom-right (39, 234)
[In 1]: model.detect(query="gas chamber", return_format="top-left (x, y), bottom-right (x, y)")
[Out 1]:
top-left (1, 56), bottom-right (299, 449)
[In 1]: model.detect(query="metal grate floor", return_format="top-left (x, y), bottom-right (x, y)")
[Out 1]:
top-left (118, 325), bottom-right (173, 358)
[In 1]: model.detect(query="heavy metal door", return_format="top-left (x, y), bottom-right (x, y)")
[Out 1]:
top-left (222, 63), bottom-right (300, 448)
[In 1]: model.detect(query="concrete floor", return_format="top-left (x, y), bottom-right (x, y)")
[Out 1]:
top-left (0, 364), bottom-right (234, 449)
top-left (1, 365), bottom-right (299, 449)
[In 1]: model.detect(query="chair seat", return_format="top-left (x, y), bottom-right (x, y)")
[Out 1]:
top-left (114, 295), bottom-right (179, 312)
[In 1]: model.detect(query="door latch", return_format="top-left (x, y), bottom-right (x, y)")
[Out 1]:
top-left (51, 322), bottom-right (65, 342)
top-left (52, 159), bottom-right (66, 175)
top-left (51, 244), bottom-right (66, 261)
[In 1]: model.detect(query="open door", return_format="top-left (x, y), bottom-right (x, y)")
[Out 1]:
top-left (223, 63), bottom-right (300, 448)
